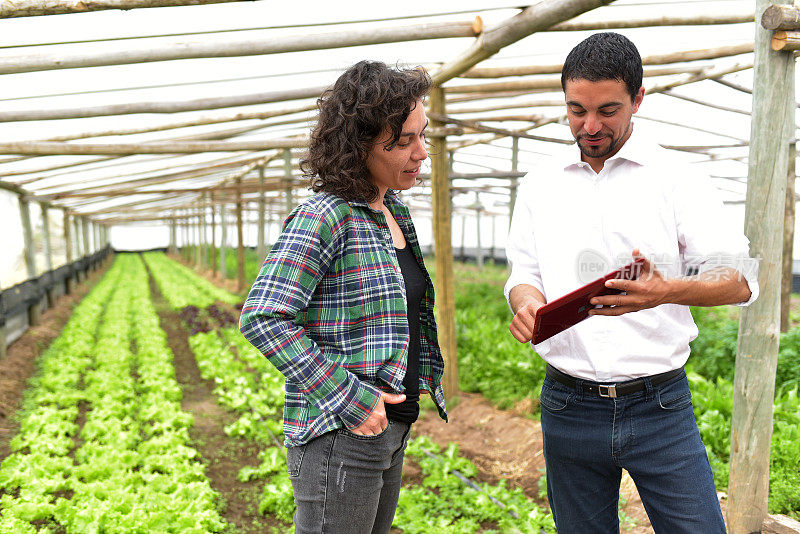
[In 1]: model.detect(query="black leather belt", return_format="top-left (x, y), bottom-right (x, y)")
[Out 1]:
top-left (545, 364), bottom-right (685, 398)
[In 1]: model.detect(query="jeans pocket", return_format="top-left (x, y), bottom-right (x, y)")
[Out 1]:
top-left (287, 443), bottom-right (307, 478)
top-left (657, 378), bottom-right (693, 411)
top-left (539, 380), bottom-right (573, 413)
top-left (340, 420), bottom-right (393, 440)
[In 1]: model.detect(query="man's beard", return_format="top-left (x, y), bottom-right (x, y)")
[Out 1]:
top-left (576, 123), bottom-right (631, 159)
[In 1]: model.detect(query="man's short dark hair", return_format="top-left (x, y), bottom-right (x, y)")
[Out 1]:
top-left (560, 32), bottom-right (643, 100)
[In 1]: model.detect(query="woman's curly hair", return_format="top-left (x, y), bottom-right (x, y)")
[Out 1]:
top-left (301, 61), bottom-right (432, 203)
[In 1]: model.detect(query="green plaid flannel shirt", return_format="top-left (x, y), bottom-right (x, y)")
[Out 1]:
top-left (240, 191), bottom-right (447, 447)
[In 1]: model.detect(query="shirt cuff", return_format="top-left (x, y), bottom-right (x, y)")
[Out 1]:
top-left (337, 380), bottom-right (382, 430)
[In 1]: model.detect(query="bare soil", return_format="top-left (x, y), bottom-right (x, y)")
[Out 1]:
top-left (147, 265), bottom-right (282, 533)
top-left (0, 262), bottom-right (109, 462)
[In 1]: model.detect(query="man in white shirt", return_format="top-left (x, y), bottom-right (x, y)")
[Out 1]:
top-left (505, 33), bottom-right (758, 533)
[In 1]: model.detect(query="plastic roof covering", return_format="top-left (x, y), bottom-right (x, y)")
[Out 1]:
top-left (0, 0), bottom-right (788, 284)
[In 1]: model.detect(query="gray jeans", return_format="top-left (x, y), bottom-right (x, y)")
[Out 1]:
top-left (287, 420), bottom-right (412, 534)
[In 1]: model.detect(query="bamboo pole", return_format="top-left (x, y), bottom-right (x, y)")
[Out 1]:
top-left (257, 165), bottom-right (266, 262)
top-left (0, 0), bottom-right (244, 19)
top-left (461, 43), bottom-right (754, 78)
top-left (761, 4), bottom-right (800, 30)
top-left (459, 216), bottom-right (466, 260)
top-left (18, 195), bottom-right (41, 326)
top-left (0, 86), bottom-right (324, 122)
top-left (235, 177), bottom-right (245, 292)
top-left (728, 0), bottom-right (795, 529)
top-left (781, 141), bottom-right (796, 333)
top-left (548, 10), bottom-right (753, 31)
top-left (0, 138), bottom-right (307, 156)
top-left (0, 21), bottom-right (481, 74)
top-left (429, 85), bottom-right (458, 401)
top-left (771, 30), bottom-right (800, 51)
top-left (433, 0), bottom-right (612, 84)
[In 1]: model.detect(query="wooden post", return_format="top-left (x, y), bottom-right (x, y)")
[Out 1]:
top-left (82, 217), bottom-right (90, 258)
top-left (235, 178), bottom-right (246, 292)
top-left (283, 149), bottom-right (294, 219)
top-left (257, 165), bottom-right (266, 262)
top-left (460, 216), bottom-right (467, 260)
top-left (72, 216), bottom-right (82, 280)
top-left (220, 202), bottom-right (228, 279)
top-left (200, 206), bottom-right (207, 271)
top-left (474, 192), bottom-right (483, 270)
top-left (509, 136), bottom-right (519, 228)
top-left (63, 210), bottom-right (75, 293)
top-left (728, 0), bottom-right (795, 530)
top-left (168, 218), bottom-right (177, 254)
top-left (210, 194), bottom-right (217, 277)
top-left (18, 195), bottom-right (41, 326)
top-left (781, 141), bottom-right (796, 332)
top-left (490, 215), bottom-right (496, 263)
top-left (39, 203), bottom-right (55, 307)
top-left (194, 212), bottom-right (203, 269)
top-left (429, 85), bottom-right (459, 401)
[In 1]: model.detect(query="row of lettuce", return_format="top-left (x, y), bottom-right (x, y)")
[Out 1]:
top-left (0, 254), bottom-right (225, 533)
top-left (145, 251), bottom-right (557, 533)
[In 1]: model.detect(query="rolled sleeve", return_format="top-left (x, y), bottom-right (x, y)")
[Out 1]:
top-left (674, 169), bottom-right (760, 307)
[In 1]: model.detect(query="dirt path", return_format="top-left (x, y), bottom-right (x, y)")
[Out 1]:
top-left (415, 392), bottom-right (655, 532)
top-left (146, 265), bottom-right (281, 533)
top-left (0, 262), bottom-right (109, 462)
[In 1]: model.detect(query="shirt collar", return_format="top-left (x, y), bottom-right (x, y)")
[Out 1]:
top-left (561, 122), bottom-right (663, 171)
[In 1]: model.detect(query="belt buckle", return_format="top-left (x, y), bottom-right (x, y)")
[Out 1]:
top-left (598, 384), bottom-right (617, 398)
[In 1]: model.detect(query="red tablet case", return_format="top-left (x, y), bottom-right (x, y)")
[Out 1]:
top-left (532, 258), bottom-right (645, 344)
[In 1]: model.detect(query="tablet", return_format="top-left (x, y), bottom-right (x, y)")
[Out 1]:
top-left (532, 258), bottom-right (645, 344)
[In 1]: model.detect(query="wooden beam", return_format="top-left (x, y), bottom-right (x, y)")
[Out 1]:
top-left (432, 0), bottom-right (612, 84)
top-left (549, 10), bottom-right (754, 31)
top-left (63, 210), bottom-right (74, 293)
top-left (210, 193), bottom-right (217, 276)
top-left (427, 112), bottom-right (573, 144)
top-left (236, 177), bottom-right (245, 292)
top-left (0, 0), bottom-right (245, 19)
top-left (33, 103), bottom-right (318, 144)
top-left (18, 195), bottom-right (41, 325)
top-left (429, 85), bottom-right (458, 401)
top-left (0, 20), bottom-right (481, 75)
top-left (257, 165), bottom-right (266, 263)
top-left (461, 43), bottom-right (754, 78)
top-left (0, 86), bottom-right (324, 122)
top-left (40, 203), bottom-right (54, 305)
top-left (771, 30), bottom-right (800, 51)
top-left (729, 0), bottom-right (795, 529)
top-left (0, 138), bottom-right (307, 155)
top-left (781, 141), bottom-right (796, 332)
top-left (761, 4), bottom-right (800, 30)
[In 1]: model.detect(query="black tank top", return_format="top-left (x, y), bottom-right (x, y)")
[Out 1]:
top-left (385, 243), bottom-right (425, 424)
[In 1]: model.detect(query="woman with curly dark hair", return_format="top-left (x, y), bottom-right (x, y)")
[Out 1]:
top-left (240, 60), bottom-right (447, 533)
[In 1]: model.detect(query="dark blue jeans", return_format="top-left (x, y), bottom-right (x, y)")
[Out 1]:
top-left (540, 372), bottom-right (726, 533)
top-left (287, 420), bottom-right (412, 534)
